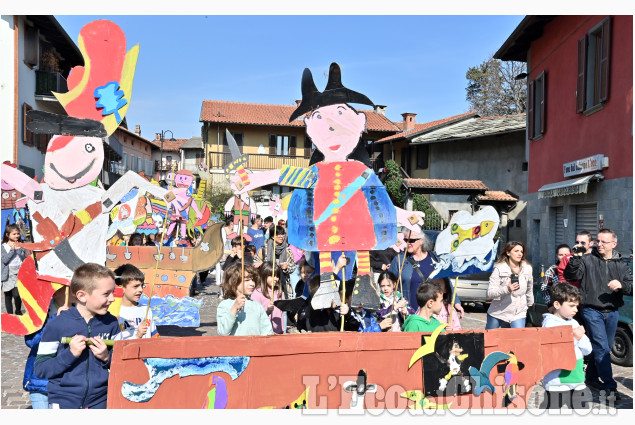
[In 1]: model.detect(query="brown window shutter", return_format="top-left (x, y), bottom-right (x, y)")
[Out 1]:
top-left (23, 103), bottom-right (33, 146)
top-left (269, 134), bottom-right (276, 155)
top-left (599, 17), bottom-right (611, 103)
top-left (303, 136), bottom-right (312, 158)
top-left (539, 72), bottom-right (546, 136)
top-left (576, 35), bottom-right (587, 113)
top-left (528, 80), bottom-right (535, 140)
top-left (289, 135), bottom-right (296, 156)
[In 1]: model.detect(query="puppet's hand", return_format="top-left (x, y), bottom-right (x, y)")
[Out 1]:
top-left (396, 208), bottom-right (424, 233)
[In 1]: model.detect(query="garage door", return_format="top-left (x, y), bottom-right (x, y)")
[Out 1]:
top-left (554, 207), bottom-right (564, 245)
top-left (576, 204), bottom-right (597, 240)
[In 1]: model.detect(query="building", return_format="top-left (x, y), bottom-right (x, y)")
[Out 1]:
top-left (104, 125), bottom-right (158, 185)
top-left (179, 136), bottom-right (205, 175)
top-left (199, 100), bottom-right (400, 197)
top-left (495, 15), bottom-right (633, 268)
top-left (149, 134), bottom-right (188, 182)
top-left (1, 15), bottom-right (83, 178)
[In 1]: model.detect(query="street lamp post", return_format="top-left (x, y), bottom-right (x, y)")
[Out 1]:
top-left (160, 129), bottom-right (175, 178)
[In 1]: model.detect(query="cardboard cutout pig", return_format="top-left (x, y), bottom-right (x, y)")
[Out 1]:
top-left (232, 63), bottom-right (423, 310)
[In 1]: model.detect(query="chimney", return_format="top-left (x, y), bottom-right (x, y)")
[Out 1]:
top-left (155, 133), bottom-right (161, 141)
top-left (401, 112), bottom-right (417, 131)
top-left (295, 100), bottom-right (302, 106)
top-left (374, 105), bottom-right (387, 116)
top-left (135, 124), bottom-right (141, 136)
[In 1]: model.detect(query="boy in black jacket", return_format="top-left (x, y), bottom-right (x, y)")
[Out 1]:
top-left (34, 263), bottom-right (121, 408)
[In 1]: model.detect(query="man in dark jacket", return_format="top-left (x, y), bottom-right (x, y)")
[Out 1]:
top-left (564, 228), bottom-right (632, 400)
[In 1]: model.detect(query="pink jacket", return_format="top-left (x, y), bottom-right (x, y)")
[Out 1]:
top-left (250, 288), bottom-right (285, 334)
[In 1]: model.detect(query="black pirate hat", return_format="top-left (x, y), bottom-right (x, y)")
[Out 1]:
top-left (26, 110), bottom-right (106, 138)
top-left (289, 62), bottom-right (374, 122)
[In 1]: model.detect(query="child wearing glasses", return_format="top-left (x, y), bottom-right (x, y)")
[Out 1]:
top-left (113, 264), bottom-right (159, 340)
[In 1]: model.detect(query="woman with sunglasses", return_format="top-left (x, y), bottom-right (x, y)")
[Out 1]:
top-left (388, 230), bottom-right (463, 318)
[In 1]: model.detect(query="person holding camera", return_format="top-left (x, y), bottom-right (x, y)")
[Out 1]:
top-left (485, 241), bottom-right (534, 329)
top-left (557, 230), bottom-right (594, 286)
top-left (564, 229), bottom-right (632, 401)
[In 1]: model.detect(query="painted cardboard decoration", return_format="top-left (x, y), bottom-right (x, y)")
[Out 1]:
top-left (429, 206), bottom-right (500, 280)
top-left (421, 333), bottom-right (485, 397)
top-left (107, 327), bottom-right (577, 409)
top-left (1, 162), bottom-right (30, 238)
top-left (0, 20), bottom-right (155, 336)
top-left (53, 20), bottom-right (139, 136)
top-left (224, 193), bottom-right (257, 227)
top-left (231, 63), bottom-right (423, 311)
top-left (164, 169), bottom-right (211, 239)
top-left (138, 294), bottom-right (203, 327)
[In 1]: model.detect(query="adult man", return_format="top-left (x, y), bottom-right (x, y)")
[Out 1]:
top-left (558, 230), bottom-right (595, 285)
top-left (388, 229), bottom-right (464, 318)
top-left (246, 215), bottom-right (265, 258)
top-left (564, 229), bottom-right (632, 400)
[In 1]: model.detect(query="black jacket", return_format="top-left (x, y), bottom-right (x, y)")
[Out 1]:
top-left (564, 248), bottom-right (633, 311)
top-left (297, 298), bottom-right (359, 332)
top-left (370, 248), bottom-right (398, 274)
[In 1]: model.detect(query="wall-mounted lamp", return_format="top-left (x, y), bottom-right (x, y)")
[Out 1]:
top-left (599, 214), bottom-right (604, 230)
top-left (514, 72), bottom-right (528, 80)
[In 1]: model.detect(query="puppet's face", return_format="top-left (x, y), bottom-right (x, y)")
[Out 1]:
top-left (304, 104), bottom-right (366, 162)
top-left (1, 189), bottom-right (20, 210)
top-left (44, 135), bottom-right (104, 190)
top-left (167, 172), bottom-right (193, 188)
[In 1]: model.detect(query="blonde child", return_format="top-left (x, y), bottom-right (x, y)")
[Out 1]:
top-left (376, 271), bottom-right (415, 332)
top-left (430, 277), bottom-right (462, 331)
top-left (251, 263), bottom-right (286, 334)
top-left (113, 264), bottom-right (159, 340)
top-left (217, 263), bottom-right (274, 336)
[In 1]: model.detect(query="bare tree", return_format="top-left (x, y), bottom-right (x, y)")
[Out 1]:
top-left (466, 55), bottom-right (527, 116)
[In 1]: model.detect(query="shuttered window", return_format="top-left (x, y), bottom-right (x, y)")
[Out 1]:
top-left (575, 204), bottom-right (598, 240)
top-left (576, 17), bottom-right (611, 113)
top-left (23, 103), bottom-right (34, 146)
top-left (554, 207), bottom-right (564, 246)
top-left (268, 134), bottom-right (296, 156)
top-left (528, 71), bottom-right (546, 140)
top-left (303, 136), bottom-right (313, 158)
top-left (416, 145), bottom-right (429, 169)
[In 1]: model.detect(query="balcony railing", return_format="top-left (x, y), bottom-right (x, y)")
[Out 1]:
top-left (155, 160), bottom-right (180, 171)
top-left (208, 152), bottom-right (310, 171)
top-left (35, 70), bottom-right (68, 96)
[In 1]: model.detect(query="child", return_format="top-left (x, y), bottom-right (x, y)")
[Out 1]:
top-left (402, 282), bottom-right (447, 332)
top-left (251, 263), bottom-right (286, 334)
top-left (23, 286), bottom-right (76, 409)
top-left (541, 283), bottom-right (592, 409)
top-left (217, 263), bottom-right (274, 336)
top-left (222, 237), bottom-right (254, 271)
top-left (295, 258), bottom-right (315, 298)
top-left (300, 276), bottom-right (359, 332)
top-left (430, 277), bottom-right (462, 331)
top-left (244, 244), bottom-right (263, 268)
top-left (351, 301), bottom-right (392, 333)
top-left (376, 271), bottom-right (415, 332)
top-left (113, 264), bottom-right (159, 340)
top-left (34, 263), bottom-right (121, 409)
top-left (2, 224), bottom-right (28, 315)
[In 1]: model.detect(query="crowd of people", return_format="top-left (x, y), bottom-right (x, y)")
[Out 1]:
top-left (2, 214), bottom-right (632, 409)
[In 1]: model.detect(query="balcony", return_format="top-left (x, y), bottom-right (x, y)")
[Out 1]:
top-left (208, 152), bottom-right (310, 171)
top-left (35, 70), bottom-right (68, 97)
top-left (155, 160), bottom-right (180, 172)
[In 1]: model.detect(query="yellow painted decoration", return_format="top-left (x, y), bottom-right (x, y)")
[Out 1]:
top-left (450, 220), bottom-right (496, 253)
top-left (408, 323), bottom-right (446, 369)
top-left (280, 192), bottom-right (292, 210)
top-left (328, 235), bottom-right (341, 244)
top-left (75, 209), bottom-right (92, 225)
top-left (401, 390), bottom-right (453, 410)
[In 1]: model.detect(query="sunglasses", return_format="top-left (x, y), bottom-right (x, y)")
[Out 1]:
top-left (575, 240), bottom-right (587, 245)
top-left (405, 238), bottom-right (422, 243)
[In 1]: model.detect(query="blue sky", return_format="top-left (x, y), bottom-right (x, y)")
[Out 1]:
top-left (54, 15), bottom-right (525, 140)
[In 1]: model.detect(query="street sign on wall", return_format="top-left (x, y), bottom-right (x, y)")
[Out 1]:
top-left (563, 154), bottom-right (607, 178)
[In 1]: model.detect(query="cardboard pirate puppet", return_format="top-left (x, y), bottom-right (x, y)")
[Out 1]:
top-left (0, 20), bottom-right (170, 335)
top-left (232, 63), bottom-right (423, 310)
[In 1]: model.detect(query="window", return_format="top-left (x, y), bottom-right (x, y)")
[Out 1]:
top-left (577, 17), bottom-right (611, 114)
top-left (223, 132), bottom-right (243, 147)
top-left (23, 103), bottom-right (34, 146)
top-left (303, 136), bottom-right (313, 158)
top-left (268, 134), bottom-right (297, 156)
top-left (416, 145), bottom-right (429, 169)
top-left (528, 71), bottom-right (546, 140)
top-left (123, 152), bottom-right (128, 170)
top-left (24, 24), bottom-right (38, 67)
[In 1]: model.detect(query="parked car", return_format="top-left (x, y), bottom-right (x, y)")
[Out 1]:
top-left (526, 273), bottom-right (633, 367)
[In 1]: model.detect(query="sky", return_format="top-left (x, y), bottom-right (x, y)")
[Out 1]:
top-left (51, 14), bottom-right (525, 140)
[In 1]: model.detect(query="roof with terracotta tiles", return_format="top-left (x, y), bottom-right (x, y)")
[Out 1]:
top-left (147, 138), bottom-right (189, 152)
top-left (200, 100), bottom-right (401, 132)
top-left (403, 178), bottom-right (488, 190)
top-left (375, 111), bottom-right (478, 143)
top-left (116, 126), bottom-right (158, 148)
top-left (411, 113), bottom-right (526, 144)
top-left (476, 191), bottom-right (518, 202)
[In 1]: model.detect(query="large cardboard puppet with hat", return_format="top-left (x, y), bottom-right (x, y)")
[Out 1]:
top-left (231, 63), bottom-right (423, 310)
top-left (0, 20), bottom-right (169, 335)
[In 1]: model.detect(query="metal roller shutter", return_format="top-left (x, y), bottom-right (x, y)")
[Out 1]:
top-left (576, 204), bottom-right (598, 240)
top-left (554, 207), bottom-right (564, 245)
